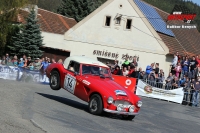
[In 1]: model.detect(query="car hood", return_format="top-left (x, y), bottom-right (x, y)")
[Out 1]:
top-left (83, 76), bottom-right (140, 103)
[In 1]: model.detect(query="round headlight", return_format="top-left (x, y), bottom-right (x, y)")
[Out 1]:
top-left (137, 101), bottom-right (142, 107)
top-left (129, 105), bottom-right (135, 112)
top-left (117, 104), bottom-right (124, 111)
top-left (107, 96), bottom-right (114, 104)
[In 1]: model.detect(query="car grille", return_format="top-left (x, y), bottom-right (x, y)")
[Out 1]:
top-left (113, 100), bottom-right (132, 108)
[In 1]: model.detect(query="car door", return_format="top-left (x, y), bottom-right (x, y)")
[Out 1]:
top-left (63, 61), bottom-right (79, 95)
top-left (73, 64), bottom-right (89, 102)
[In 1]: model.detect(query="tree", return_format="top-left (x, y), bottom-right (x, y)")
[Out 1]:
top-left (22, 8), bottom-right (44, 58)
top-left (57, 0), bottom-right (106, 22)
top-left (6, 24), bottom-right (24, 56)
top-left (0, 0), bottom-right (37, 56)
top-left (8, 9), bottom-right (44, 58)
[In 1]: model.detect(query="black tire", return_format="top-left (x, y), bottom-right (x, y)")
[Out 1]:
top-left (50, 70), bottom-right (61, 90)
top-left (121, 115), bottom-right (135, 121)
top-left (88, 94), bottom-right (103, 115)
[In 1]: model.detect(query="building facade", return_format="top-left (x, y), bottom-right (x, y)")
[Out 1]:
top-left (43, 0), bottom-right (172, 75)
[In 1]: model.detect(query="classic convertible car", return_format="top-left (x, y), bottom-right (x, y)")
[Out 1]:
top-left (46, 56), bottom-right (142, 120)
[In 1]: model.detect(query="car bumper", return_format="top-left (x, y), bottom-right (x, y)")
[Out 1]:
top-left (103, 108), bottom-right (139, 115)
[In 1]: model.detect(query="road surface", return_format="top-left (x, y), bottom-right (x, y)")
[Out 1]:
top-left (0, 79), bottom-right (199, 133)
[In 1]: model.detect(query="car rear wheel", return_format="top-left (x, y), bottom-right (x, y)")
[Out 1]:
top-left (88, 94), bottom-right (103, 115)
top-left (50, 70), bottom-right (61, 90)
top-left (121, 115), bottom-right (135, 121)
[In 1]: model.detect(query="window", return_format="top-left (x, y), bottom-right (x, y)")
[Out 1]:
top-left (126, 19), bottom-right (132, 29)
top-left (105, 16), bottom-right (111, 26)
top-left (68, 61), bottom-right (80, 73)
top-left (115, 17), bottom-right (121, 25)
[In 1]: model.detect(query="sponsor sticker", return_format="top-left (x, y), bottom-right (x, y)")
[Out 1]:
top-left (82, 80), bottom-right (90, 85)
top-left (125, 79), bottom-right (132, 86)
top-left (115, 90), bottom-right (127, 96)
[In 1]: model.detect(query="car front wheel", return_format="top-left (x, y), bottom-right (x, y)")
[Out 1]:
top-left (121, 115), bottom-right (135, 120)
top-left (88, 94), bottom-right (103, 115)
top-left (50, 70), bottom-right (61, 90)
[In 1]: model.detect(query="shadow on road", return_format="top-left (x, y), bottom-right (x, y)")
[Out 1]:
top-left (36, 92), bottom-right (135, 121)
top-left (36, 92), bottom-right (88, 112)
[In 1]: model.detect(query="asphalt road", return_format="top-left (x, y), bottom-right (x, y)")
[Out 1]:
top-left (0, 79), bottom-right (200, 133)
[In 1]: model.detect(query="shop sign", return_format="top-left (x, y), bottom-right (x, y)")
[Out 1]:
top-left (93, 50), bottom-right (139, 61)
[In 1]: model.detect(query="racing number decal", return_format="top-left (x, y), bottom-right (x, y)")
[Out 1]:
top-left (64, 74), bottom-right (76, 94)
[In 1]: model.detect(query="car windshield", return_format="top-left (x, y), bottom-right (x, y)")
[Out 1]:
top-left (82, 64), bottom-right (111, 77)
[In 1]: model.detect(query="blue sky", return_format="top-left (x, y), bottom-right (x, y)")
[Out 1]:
top-left (191, 0), bottom-right (200, 5)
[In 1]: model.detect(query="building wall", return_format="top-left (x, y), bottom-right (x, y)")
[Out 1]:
top-left (63, 40), bottom-right (172, 76)
top-left (41, 32), bottom-right (70, 62)
top-left (42, 0), bottom-right (173, 77)
top-left (64, 0), bottom-right (168, 54)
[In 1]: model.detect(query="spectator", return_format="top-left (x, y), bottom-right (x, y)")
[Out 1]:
top-left (181, 56), bottom-right (186, 78)
top-left (5, 53), bottom-right (10, 64)
top-left (171, 53), bottom-right (178, 75)
top-left (176, 51), bottom-right (181, 63)
top-left (182, 57), bottom-right (190, 77)
top-left (58, 59), bottom-right (63, 64)
top-left (111, 60), bottom-right (119, 72)
top-left (22, 55), bottom-right (27, 67)
top-left (12, 56), bottom-right (18, 66)
top-left (192, 76), bottom-right (200, 107)
top-left (148, 70), bottom-right (156, 86)
top-left (131, 56), bottom-right (138, 68)
top-left (122, 66), bottom-right (128, 76)
top-left (165, 72), bottom-right (173, 90)
top-left (172, 77), bottom-right (179, 89)
top-left (34, 58), bottom-right (41, 70)
top-left (41, 57), bottom-right (44, 62)
top-left (0, 57), bottom-right (2, 64)
top-left (106, 62), bottom-right (111, 69)
top-left (146, 63), bottom-right (154, 76)
top-left (18, 59), bottom-right (24, 67)
top-left (179, 75), bottom-right (186, 87)
top-left (47, 58), bottom-right (51, 64)
top-left (51, 58), bottom-right (56, 63)
top-left (190, 56), bottom-right (198, 79)
top-left (27, 62), bottom-right (34, 70)
top-left (1, 56), bottom-right (6, 65)
top-left (40, 57), bottom-right (49, 77)
top-left (112, 66), bottom-right (121, 75)
top-left (196, 55), bottom-right (200, 76)
top-left (156, 69), bottom-right (165, 88)
top-left (182, 77), bottom-right (191, 103)
top-left (128, 65), bottom-right (136, 78)
top-left (27, 57), bottom-right (31, 66)
top-left (122, 57), bottom-right (130, 70)
top-left (175, 62), bottom-right (182, 78)
top-left (155, 63), bottom-right (159, 78)
top-left (6, 58), bottom-right (14, 66)
top-left (137, 67), bottom-right (143, 79)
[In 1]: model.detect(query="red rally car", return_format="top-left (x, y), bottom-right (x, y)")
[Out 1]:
top-left (46, 56), bottom-right (142, 120)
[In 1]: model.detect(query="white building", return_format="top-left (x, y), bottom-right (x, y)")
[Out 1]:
top-left (42, 0), bottom-right (172, 75)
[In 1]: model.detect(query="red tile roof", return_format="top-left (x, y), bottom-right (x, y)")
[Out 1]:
top-left (16, 8), bottom-right (77, 34)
